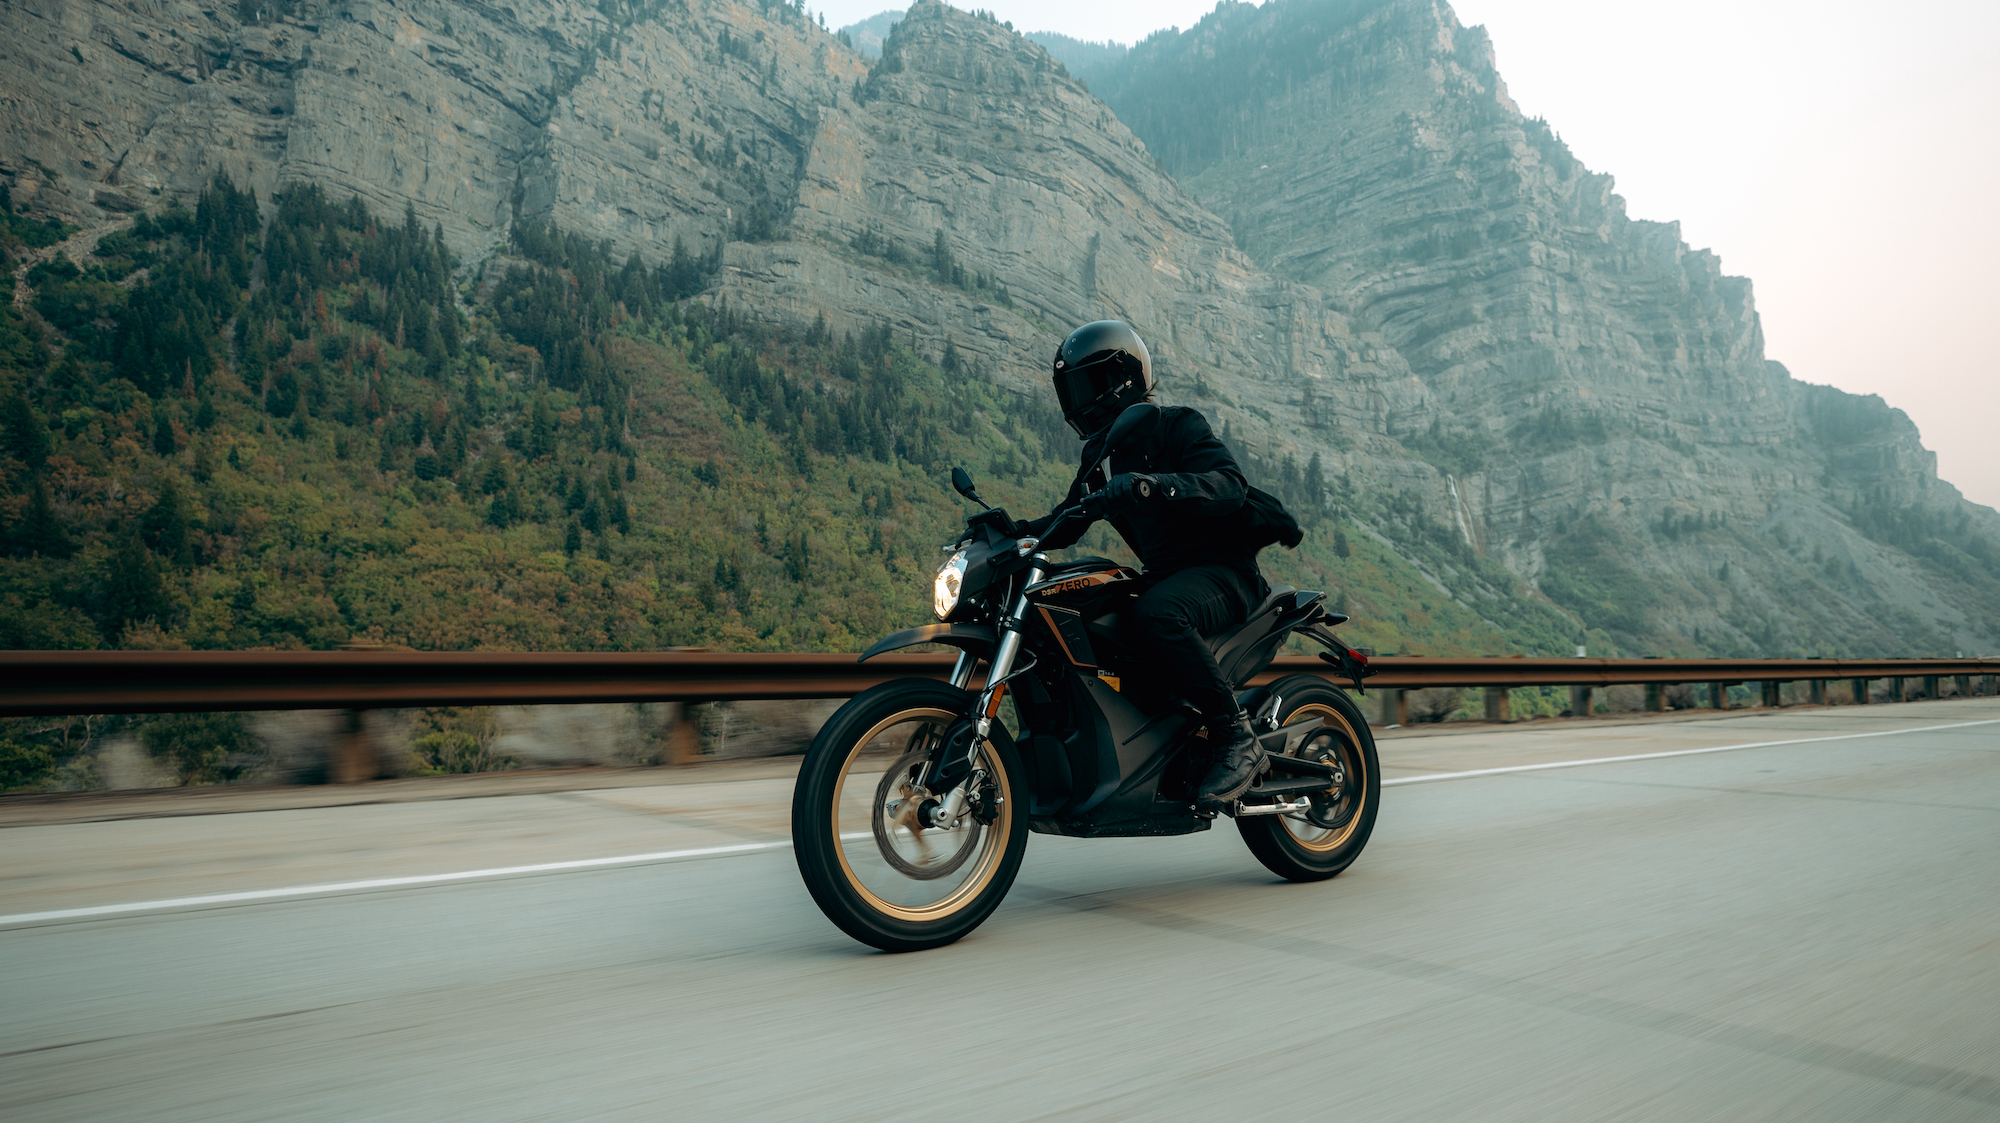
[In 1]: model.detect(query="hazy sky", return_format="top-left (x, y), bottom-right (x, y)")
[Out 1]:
top-left (818, 1), bottom-right (2000, 509)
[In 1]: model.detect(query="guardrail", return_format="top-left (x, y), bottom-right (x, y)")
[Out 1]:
top-left (2, 650), bottom-right (1994, 717)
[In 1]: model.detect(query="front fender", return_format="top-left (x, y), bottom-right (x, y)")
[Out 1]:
top-left (857, 623), bottom-right (999, 663)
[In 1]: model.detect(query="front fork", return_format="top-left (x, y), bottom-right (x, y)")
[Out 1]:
top-left (924, 560), bottom-right (1044, 830)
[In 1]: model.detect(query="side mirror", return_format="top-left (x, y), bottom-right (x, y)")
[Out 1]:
top-left (1104, 401), bottom-right (1160, 452)
top-left (951, 466), bottom-right (989, 507)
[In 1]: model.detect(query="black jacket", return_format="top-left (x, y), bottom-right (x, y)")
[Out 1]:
top-left (1027, 406), bottom-right (1262, 574)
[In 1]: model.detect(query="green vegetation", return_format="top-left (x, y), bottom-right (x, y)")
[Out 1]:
top-left (0, 184), bottom-right (73, 269)
top-left (1538, 518), bottom-right (1654, 637)
top-left (0, 180), bottom-right (1101, 653)
top-left (0, 711), bottom-right (262, 792)
top-left (1, 182), bottom-right (1599, 676)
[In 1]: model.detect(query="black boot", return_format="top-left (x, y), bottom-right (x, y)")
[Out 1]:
top-left (1197, 708), bottom-right (1264, 805)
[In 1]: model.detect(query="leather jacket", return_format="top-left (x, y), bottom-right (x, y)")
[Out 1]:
top-left (1026, 406), bottom-right (1259, 574)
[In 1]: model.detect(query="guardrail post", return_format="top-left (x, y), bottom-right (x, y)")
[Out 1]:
top-left (332, 709), bottom-right (378, 784)
top-left (1809, 679), bottom-right (1825, 705)
top-left (1955, 675), bottom-right (1970, 698)
top-left (1571, 685), bottom-right (1593, 717)
top-left (1644, 683), bottom-right (1665, 712)
top-left (666, 704), bottom-right (702, 765)
top-left (1922, 675), bottom-right (1939, 700)
top-left (1380, 689), bottom-right (1405, 727)
top-left (1710, 681), bottom-right (1727, 710)
top-left (1761, 681), bottom-right (1782, 708)
top-left (1890, 676), bottom-right (1904, 702)
top-left (1483, 687), bottom-right (1510, 722)
top-left (1852, 678), bottom-right (1870, 704)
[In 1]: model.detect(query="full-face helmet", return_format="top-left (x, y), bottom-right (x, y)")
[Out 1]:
top-left (1052, 320), bottom-right (1153, 439)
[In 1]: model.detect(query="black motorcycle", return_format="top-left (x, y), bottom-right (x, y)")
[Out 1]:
top-left (792, 406), bottom-right (1381, 951)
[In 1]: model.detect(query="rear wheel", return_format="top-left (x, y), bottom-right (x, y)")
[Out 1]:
top-left (1237, 675), bottom-right (1380, 882)
top-left (793, 679), bottom-right (1029, 951)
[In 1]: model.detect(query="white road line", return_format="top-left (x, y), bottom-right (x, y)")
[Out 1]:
top-left (3, 718), bottom-right (1994, 929)
top-left (0, 841), bottom-right (793, 928)
top-left (1381, 718), bottom-right (2000, 786)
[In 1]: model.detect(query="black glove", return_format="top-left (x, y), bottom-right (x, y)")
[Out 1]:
top-left (1081, 473), bottom-right (1157, 519)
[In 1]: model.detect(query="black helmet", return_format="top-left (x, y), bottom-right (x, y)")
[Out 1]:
top-left (1052, 320), bottom-right (1153, 438)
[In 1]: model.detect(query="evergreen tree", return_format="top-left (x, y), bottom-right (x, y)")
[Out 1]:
top-left (13, 477), bottom-right (71, 558)
top-left (1, 390), bottom-right (50, 468)
top-left (101, 535), bottom-right (167, 639)
top-left (141, 477), bottom-right (191, 565)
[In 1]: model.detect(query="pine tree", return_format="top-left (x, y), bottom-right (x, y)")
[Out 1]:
top-left (14, 477), bottom-right (71, 558)
top-left (529, 393), bottom-right (557, 460)
top-left (785, 530), bottom-right (811, 582)
top-left (0, 390), bottom-right (50, 468)
top-left (103, 535), bottom-right (167, 639)
top-left (141, 477), bottom-right (191, 565)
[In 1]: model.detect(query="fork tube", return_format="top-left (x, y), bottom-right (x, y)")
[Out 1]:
top-left (947, 649), bottom-right (977, 690)
top-left (973, 565), bottom-right (1043, 735)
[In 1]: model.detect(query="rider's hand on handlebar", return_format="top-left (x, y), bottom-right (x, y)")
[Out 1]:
top-left (1081, 473), bottom-right (1158, 519)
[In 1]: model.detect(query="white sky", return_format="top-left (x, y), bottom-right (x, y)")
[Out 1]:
top-left (817, 1), bottom-right (2000, 509)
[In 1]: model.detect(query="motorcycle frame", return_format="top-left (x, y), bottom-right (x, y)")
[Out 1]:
top-left (944, 554), bottom-right (1310, 837)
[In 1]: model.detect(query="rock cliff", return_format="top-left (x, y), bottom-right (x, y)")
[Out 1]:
top-left (1084, 0), bottom-right (2000, 654)
top-left (2, 0), bottom-right (1992, 655)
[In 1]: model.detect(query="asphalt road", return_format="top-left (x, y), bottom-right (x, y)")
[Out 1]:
top-left (4, 699), bottom-right (1999, 1121)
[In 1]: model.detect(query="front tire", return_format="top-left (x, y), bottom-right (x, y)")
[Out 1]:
top-left (1237, 675), bottom-right (1380, 882)
top-left (793, 679), bottom-right (1029, 951)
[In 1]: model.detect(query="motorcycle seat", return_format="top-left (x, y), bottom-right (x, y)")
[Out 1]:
top-left (1084, 585), bottom-right (1299, 659)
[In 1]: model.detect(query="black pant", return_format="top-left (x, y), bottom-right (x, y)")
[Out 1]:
top-left (1121, 563), bottom-right (1262, 717)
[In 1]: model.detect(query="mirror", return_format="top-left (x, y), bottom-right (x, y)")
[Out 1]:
top-left (1104, 401), bottom-right (1160, 452)
top-left (950, 466), bottom-right (988, 507)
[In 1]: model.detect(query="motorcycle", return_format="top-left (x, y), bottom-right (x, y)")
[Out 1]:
top-left (792, 404), bottom-right (1381, 951)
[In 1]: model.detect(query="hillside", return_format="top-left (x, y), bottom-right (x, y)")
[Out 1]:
top-left (1, 0), bottom-right (1994, 661)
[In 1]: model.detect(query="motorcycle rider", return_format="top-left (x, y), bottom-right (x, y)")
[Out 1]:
top-left (1023, 320), bottom-right (1295, 806)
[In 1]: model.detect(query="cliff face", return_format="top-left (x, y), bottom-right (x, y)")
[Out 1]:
top-left (1085, 0), bottom-right (2000, 654)
top-left (2, 0), bottom-right (1992, 655)
top-left (0, 1), bottom-right (1421, 416)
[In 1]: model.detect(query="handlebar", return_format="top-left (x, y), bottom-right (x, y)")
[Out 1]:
top-left (1012, 478), bottom-right (1152, 556)
top-left (1014, 501), bottom-right (1085, 557)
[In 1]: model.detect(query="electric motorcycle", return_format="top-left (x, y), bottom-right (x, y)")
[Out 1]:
top-left (792, 405), bottom-right (1380, 951)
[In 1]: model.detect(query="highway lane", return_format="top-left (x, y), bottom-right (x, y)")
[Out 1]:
top-left (3, 700), bottom-right (1998, 1121)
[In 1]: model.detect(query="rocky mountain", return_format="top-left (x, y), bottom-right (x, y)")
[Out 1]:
top-left (836, 9), bottom-right (903, 58)
top-left (1067, 0), bottom-right (2000, 656)
top-left (1, 0), bottom-right (1992, 657)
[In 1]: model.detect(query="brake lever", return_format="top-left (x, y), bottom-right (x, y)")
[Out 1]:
top-left (1016, 502), bottom-right (1094, 556)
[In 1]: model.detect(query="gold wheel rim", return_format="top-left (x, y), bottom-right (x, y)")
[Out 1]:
top-left (831, 706), bottom-right (1014, 923)
top-left (1278, 702), bottom-right (1367, 852)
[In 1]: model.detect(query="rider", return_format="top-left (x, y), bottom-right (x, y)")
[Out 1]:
top-left (1023, 320), bottom-right (1291, 806)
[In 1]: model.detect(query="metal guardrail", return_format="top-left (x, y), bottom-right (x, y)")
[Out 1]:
top-left (1, 650), bottom-right (1994, 717)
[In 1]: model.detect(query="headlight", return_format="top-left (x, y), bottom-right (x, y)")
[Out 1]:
top-left (933, 548), bottom-right (969, 620)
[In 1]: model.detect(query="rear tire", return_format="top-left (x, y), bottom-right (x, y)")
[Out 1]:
top-left (1236, 675), bottom-right (1380, 882)
top-left (793, 679), bottom-right (1029, 952)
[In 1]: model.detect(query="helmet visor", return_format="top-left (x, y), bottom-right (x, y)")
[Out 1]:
top-left (1054, 352), bottom-right (1137, 437)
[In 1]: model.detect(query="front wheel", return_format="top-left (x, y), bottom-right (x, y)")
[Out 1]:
top-left (1237, 674), bottom-right (1381, 882)
top-left (793, 679), bottom-right (1029, 951)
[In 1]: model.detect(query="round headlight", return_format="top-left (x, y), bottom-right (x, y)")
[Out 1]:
top-left (933, 548), bottom-right (969, 620)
